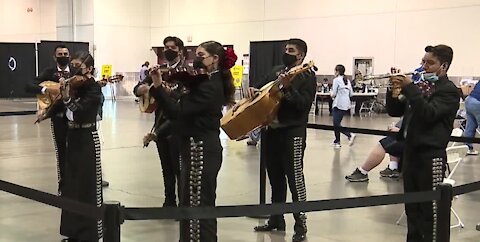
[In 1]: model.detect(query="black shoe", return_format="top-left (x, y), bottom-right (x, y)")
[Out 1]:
top-left (292, 231), bottom-right (306, 242)
top-left (102, 180), bottom-right (110, 187)
top-left (379, 167), bottom-right (400, 178)
top-left (254, 221), bottom-right (286, 232)
top-left (345, 168), bottom-right (369, 182)
top-left (163, 200), bottom-right (177, 207)
top-left (61, 239), bottom-right (78, 242)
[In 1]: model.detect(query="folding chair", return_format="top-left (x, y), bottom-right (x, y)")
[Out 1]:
top-left (396, 128), bottom-right (467, 229)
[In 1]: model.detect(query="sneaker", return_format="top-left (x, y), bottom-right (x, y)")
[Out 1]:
top-left (331, 142), bottom-right (341, 148)
top-left (467, 149), bottom-right (479, 156)
top-left (345, 168), bottom-right (369, 182)
top-left (379, 167), bottom-right (400, 178)
top-left (348, 134), bottom-right (356, 146)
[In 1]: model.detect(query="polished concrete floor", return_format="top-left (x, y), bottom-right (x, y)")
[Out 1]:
top-left (0, 98), bottom-right (479, 242)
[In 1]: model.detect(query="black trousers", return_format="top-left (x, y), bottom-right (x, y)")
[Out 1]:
top-left (178, 134), bottom-right (222, 242)
top-left (264, 125), bottom-right (308, 233)
top-left (156, 135), bottom-right (180, 204)
top-left (403, 148), bottom-right (446, 242)
top-left (61, 127), bottom-right (103, 241)
top-left (51, 115), bottom-right (68, 194)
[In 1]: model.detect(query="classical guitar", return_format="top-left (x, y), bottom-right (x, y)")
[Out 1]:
top-left (221, 61), bottom-right (316, 140)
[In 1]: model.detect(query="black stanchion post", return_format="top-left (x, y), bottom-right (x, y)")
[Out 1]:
top-left (248, 128), bottom-right (268, 219)
top-left (103, 201), bottom-right (122, 242)
top-left (436, 183), bottom-right (453, 242)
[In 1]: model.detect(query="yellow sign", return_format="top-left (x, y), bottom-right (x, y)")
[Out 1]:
top-left (230, 65), bottom-right (243, 88)
top-left (101, 64), bottom-right (112, 77)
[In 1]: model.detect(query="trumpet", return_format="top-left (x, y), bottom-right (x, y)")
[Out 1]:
top-left (362, 71), bottom-right (430, 98)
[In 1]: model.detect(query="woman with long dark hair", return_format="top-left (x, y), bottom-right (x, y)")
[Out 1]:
top-left (149, 40), bottom-right (236, 241)
top-left (60, 51), bottom-right (103, 242)
top-left (331, 64), bottom-right (356, 148)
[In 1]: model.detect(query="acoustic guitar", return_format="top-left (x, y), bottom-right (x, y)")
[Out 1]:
top-left (220, 61), bottom-right (316, 140)
top-left (139, 84), bottom-right (157, 113)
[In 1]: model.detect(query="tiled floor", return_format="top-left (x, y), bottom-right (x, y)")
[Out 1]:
top-left (0, 98), bottom-right (479, 242)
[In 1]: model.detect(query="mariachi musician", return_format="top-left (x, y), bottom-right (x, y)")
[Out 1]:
top-left (249, 38), bottom-right (316, 242)
top-left (25, 44), bottom-right (71, 195)
top-left (133, 36), bottom-right (185, 207)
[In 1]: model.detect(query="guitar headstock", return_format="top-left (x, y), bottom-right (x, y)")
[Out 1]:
top-left (286, 60), bottom-right (317, 76)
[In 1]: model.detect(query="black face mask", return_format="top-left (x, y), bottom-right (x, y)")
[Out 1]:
top-left (164, 49), bottom-right (178, 62)
top-left (193, 57), bottom-right (206, 69)
top-left (57, 56), bottom-right (70, 67)
top-left (70, 66), bottom-right (87, 76)
top-left (282, 53), bottom-right (297, 67)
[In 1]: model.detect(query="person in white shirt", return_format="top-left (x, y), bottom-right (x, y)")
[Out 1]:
top-left (330, 64), bottom-right (356, 148)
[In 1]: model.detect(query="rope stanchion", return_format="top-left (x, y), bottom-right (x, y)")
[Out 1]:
top-left (104, 201), bottom-right (122, 242)
top-left (452, 180), bottom-right (480, 196)
top-left (306, 123), bottom-right (480, 144)
top-left (436, 183), bottom-right (453, 242)
top-left (0, 110), bottom-right (36, 116)
top-left (123, 190), bottom-right (439, 220)
top-left (0, 179), bottom-right (103, 219)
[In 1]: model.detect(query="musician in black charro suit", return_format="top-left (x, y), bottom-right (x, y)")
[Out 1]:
top-left (133, 36), bottom-right (185, 207)
top-left (248, 39), bottom-right (316, 242)
top-left (25, 44), bottom-right (71, 195)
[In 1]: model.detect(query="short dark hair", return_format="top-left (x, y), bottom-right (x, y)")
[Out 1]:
top-left (286, 38), bottom-right (308, 55)
top-left (425, 44), bottom-right (453, 70)
top-left (164, 36), bottom-right (184, 49)
top-left (53, 44), bottom-right (68, 54)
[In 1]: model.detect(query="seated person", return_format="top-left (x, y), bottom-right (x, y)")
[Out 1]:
top-left (315, 78), bottom-right (333, 115)
top-left (345, 118), bottom-right (404, 182)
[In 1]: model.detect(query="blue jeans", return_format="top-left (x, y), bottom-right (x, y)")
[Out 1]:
top-left (332, 107), bottom-right (351, 143)
top-left (464, 96), bottom-right (480, 150)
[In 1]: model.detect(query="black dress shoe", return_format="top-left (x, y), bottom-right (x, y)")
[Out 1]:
top-left (102, 180), bottom-right (109, 187)
top-left (61, 239), bottom-right (78, 242)
top-left (254, 222), bottom-right (286, 232)
top-left (292, 232), bottom-right (306, 242)
top-left (162, 201), bottom-right (177, 207)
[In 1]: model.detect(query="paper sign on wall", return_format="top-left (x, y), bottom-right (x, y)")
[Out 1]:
top-left (101, 64), bottom-right (112, 77)
top-left (231, 65), bottom-right (243, 88)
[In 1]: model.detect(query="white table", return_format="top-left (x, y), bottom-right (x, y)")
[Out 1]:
top-left (315, 89), bottom-right (379, 115)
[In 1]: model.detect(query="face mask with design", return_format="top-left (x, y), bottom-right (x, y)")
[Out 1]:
top-left (421, 72), bottom-right (439, 82)
top-left (282, 53), bottom-right (297, 67)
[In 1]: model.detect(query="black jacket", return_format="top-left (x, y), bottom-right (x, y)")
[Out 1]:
top-left (64, 78), bottom-right (102, 124)
top-left (150, 72), bottom-right (225, 137)
top-left (386, 76), bottom-right (460, 151)
top-left (253, 65), bottom-right (317, 127)
top-left (25, 66), bottom-right (69, 94)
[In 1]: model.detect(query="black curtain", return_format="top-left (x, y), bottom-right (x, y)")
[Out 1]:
top-left (249, 40), bottom-right (286, 87)
top-left (0, 43), bottom-right (36, 98)
top-left (38, 40), bottom-right (89, 72)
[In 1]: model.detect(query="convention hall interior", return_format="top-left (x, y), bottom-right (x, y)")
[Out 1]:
top-left (1, 0), bottom-right (480, 241)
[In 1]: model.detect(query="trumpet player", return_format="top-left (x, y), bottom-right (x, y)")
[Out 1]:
top-left (386, 44), bottom-right (459, 242)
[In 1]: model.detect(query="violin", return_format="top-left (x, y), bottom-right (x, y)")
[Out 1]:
top-left (151, 62), bottom-right (209, 86)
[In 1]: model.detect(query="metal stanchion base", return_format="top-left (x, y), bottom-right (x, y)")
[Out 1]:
top-left (476, 223), bottom-right (480, 231)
